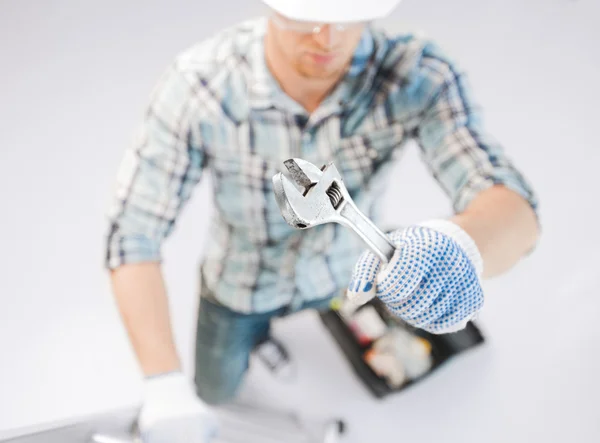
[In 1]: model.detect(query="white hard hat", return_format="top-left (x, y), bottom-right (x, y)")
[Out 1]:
top-left (262, 0), bottom-right (402, 23)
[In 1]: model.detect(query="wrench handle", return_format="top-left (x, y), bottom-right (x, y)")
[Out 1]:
top-left (337, 201), bottom-right (396, 263)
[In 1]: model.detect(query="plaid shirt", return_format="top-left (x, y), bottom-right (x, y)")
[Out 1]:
top-left (105, 17), bottom-right (538, 313)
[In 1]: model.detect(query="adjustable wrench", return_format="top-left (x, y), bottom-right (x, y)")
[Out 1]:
top-left (272, 158), bottom-right (395, 264)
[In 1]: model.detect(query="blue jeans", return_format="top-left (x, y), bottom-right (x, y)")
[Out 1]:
top-left (193, 279), bottom-right (334, 405)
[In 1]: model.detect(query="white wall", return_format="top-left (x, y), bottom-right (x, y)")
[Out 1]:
top-left (1, 0), bottom-right (598, 441)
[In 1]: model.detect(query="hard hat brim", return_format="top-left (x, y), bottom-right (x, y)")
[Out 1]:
top-left (262, 0), bottom-right (401, 23)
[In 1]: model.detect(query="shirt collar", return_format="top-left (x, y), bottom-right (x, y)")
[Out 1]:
top-left (247, 18), bottom-right (378, 114)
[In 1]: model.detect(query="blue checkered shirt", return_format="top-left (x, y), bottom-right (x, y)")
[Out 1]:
top-left (104, 17), bottom-right (538, 313)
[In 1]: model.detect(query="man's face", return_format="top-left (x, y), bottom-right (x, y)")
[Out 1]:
top-left (268, 13), bottom-right (366, 80)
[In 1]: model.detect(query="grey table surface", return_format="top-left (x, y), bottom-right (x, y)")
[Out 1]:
top-left (1, 407), bottom-right (139, 443)
top-left (1, 403), bottom-right (343, 443)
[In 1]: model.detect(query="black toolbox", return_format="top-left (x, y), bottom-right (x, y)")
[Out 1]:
top-left (319, 296), bottom-right (485, 399)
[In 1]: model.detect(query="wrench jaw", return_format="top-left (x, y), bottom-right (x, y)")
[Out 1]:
top-left (272, 159), bottom-right (353, 230)
top-left (272, 174), bottom-right (343, 230)
top-left (283, 158), bottom-right (323, 190)
top-left (272, 172), bottom-right (318, 229)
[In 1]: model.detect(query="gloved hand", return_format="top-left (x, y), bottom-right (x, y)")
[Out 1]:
top-left (347, 219), bottom-right (485, 334)
top-left (138, 371), bottom-right (219, 443)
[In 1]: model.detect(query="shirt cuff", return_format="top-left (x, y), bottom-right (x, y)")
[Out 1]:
top-left (105, 234), bottom-right (162, 270)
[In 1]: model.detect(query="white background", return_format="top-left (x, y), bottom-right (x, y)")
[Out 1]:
top-left (1, 0), bottom-right (599, 441)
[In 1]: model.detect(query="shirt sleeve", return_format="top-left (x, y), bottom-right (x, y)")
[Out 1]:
top-left (413, 41), bottom-right (539, 220)
top-left (104, 61), bottom-right (206, 270)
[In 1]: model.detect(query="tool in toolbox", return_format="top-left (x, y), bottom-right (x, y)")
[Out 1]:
top-left (90, 402), bottom-right (345, 443)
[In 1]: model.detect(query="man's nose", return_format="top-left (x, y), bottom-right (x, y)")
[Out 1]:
top-left (312, 24), bottom-right (341, 49)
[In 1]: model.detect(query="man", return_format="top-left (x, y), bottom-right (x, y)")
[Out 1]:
top-left (104, 0), bottom-right (540, 441)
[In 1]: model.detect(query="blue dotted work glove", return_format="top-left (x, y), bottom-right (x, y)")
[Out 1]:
top-left (347, 219), bottom-right (485, 334)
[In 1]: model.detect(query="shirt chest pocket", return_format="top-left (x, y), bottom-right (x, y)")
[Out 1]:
top-left (332, 123), bottom-right (405, 193)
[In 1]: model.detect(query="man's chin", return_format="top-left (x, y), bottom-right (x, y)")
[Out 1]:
top-left (297, 64), bottom-right (346, 81)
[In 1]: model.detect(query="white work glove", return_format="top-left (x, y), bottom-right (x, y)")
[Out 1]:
top-left (138, 371), bottom-right (219, 443)
top-left (347, 219), bottom-right (485, 334)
